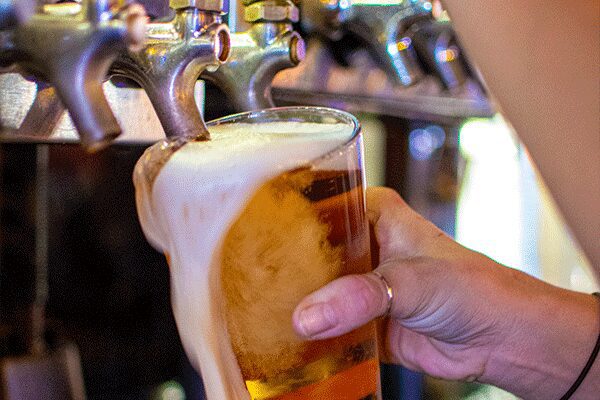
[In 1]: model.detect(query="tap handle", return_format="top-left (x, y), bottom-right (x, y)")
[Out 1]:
top-left (0, 0), bottom-right (35, 30)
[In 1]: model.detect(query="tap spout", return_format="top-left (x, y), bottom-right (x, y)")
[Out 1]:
top-left (202, 0), bottom-right (305, 111)
top-left (0, 0), bottom-right (147, 151)
top-left (302, 0), bottom-right (432, 87)
top-left (408, 19), bottom-right (468, 91)
top-left (111, 0), bottom-right (231, 140)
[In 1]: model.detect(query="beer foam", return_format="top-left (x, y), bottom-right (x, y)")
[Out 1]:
top-left (133, 122), bottom-right (354, 400)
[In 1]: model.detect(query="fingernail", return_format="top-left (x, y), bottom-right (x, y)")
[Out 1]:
top-left (297, 303), bottom-right (338, 338)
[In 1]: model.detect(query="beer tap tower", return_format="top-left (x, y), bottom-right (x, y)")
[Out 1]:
top-left (202, 0), bottom-right (305, 111)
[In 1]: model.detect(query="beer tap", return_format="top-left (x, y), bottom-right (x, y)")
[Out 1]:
top-left (302, 0), bottom-right (430, 87)
top-left (202, 0), bottom-right (305, 111)
top-left (110, 0), bottom-right (231, 139)
top-left (407, 18), bottom-right (468, 91)
top-left (0, 0), bottom-right (35, 31)
top-left (0, 0), bottom-right (147, 151)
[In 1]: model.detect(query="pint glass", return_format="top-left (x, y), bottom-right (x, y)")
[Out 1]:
top-left (133, 107), bottom-right (380, 400)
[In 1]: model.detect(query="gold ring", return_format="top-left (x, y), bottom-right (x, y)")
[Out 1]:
top-left (372, 271), bottom-right (394, 317)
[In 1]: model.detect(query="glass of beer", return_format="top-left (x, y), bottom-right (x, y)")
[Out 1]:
top-left (133, 107), bottom-right (380, 400)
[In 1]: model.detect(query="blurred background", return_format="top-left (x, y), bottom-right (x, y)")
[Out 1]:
top-left (0, 0), bottom-right (596, 399)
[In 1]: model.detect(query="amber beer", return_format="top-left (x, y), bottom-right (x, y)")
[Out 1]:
top-left (222, 168), bottom-right (378, 400)
top-left (133, 107), bottom-right (381, 400)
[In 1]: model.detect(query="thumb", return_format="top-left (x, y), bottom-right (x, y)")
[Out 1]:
top-left (292, 271), bottom-right (392, 340)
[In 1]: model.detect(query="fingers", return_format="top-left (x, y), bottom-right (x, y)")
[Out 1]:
top-left (293, 272), bottom-right (391, 340)
top-left (365, 187), bottom-right (409, 225)
top-left (292, 187), bottom-right (438, 341)
top-left (366, 187), bottom-right (449, 261)
top-left (366, 188), bottom-right (410, 260)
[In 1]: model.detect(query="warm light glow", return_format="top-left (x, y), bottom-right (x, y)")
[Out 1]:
top-left (409, 125), bottom-right (445, 161)
top-left (155, 381), bottom-right (186, 400)
top-left (395, 37), bottom-right (412, 52)
top-left (456, 116), bottom-right (523, 269)
top-left (435, 47), bottom-right (459, 63)
top-left (456, 115), bottom-right (597, 292)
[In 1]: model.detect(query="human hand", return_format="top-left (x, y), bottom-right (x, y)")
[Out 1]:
top-left (292, 187), bottom-right (600, 399)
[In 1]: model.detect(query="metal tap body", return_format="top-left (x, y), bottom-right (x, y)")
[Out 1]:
top-left (302, 0), bottom-right (431, 87)
top-left (202, 0), bottom-right (305, 111)
top-left (0, 1), bottom-right (146, 150)
top-left (111, 1), bottom-right (230, 139)
top-left (407, 18), bottom-right (468, 90)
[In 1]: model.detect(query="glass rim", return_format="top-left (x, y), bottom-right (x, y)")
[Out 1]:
top-left (206, 106), bottom-right (362, 164)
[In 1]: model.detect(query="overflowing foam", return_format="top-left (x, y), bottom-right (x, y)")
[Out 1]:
top-left (133, 122), bottom-right (354, 400)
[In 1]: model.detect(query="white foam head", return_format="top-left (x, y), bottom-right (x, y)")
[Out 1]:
top-left (133, 121), bottom-right (354, 400)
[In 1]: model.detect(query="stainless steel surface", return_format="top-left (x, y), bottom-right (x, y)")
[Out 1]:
top-left (0, 0), bottom-right (34, 31)
top-left (266, 0), bottom-right (490, 121)
top-left (273, 40), bottom-right (493, 123)
top-left (272, 83), bottom-right (493, 124)
top-left (202, 0), bottom-right (304, 111)
top-left (0, 0), bottom-right (488, 142)
top-left (0, 73), bottom-right (173, 143)
top-left (0, 1), bottom-right (147, 151)
top-left (110, 0), bottom-right (230, 139)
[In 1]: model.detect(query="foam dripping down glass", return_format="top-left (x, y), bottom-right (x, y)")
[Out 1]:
top-left (133, 107), bottom-right (381, 400)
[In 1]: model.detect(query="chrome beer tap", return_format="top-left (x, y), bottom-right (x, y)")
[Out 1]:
top-left (110, 0), bottom-right (231, 139)
top-left (0, 0), bottom-right (35, 31)
top-left (407, 17), bottom-right (468, 91)
top-left (301, 0), bottom-right (470, 90)
top-left (202, 0), bottom-right (305, 111)
top-left (0, 0), bottom-right (147, 150)
top-left (302, 0), bottom-right (430, 87)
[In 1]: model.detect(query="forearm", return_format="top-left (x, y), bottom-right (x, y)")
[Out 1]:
top-left (481, 269), bottom-right (600, 399)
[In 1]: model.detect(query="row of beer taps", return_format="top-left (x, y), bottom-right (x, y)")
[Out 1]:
top-left (0, 0), bottom-right (304, 150)
top-left (0, 0), bottom-right (472, 151)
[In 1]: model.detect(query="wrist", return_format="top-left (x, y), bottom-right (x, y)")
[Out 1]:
top-left (479, 269), bottom-right (599, 399)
